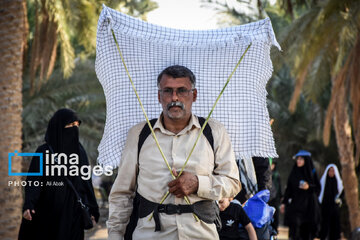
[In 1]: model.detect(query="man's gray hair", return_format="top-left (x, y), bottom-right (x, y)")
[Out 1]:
top-left (157, 65), bottom-right (196, 88)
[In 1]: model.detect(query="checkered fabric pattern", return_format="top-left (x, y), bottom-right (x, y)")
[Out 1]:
top-left (95, 5), bottom-right (280, 167)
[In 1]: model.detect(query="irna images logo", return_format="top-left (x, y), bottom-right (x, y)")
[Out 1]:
top-left (8, 150), bottom-right (43, 176)
top-left (8, 150), bottom-right (113, 180)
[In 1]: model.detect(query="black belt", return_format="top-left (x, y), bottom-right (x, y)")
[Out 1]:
top-left (157, 203), bottom-right (193, 215)
top-left (137, 193), bottom-right (222, 232)
top-left (138, 194), bottom-right (194, 231)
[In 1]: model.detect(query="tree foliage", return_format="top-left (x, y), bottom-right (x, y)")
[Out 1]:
top-left (278, 0), bottom-right (360, 163)
top-left (26, 0), bottom-right (158, 95)
top-left (207, 0), bottom-right (360, 233)
top-left (23, 60), bottom-right (105, 165)
top-left (22, 0), bottom-right (158, 164)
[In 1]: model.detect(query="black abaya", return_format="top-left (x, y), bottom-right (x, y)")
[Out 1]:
top-left (283, 156), bottom-right (321, 240)
top-left (18, 109), bottom-right (99, 240)
top-left (320, 176), bottom-right (341, 240)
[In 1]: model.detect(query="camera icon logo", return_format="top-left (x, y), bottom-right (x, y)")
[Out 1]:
top-left (8, 150), bottom-right (43, 176)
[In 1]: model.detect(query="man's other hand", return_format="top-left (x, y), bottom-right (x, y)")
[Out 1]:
top-left (168, 170), bottom-right (199, 198)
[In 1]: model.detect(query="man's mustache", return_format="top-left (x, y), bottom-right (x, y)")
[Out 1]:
top-left (167, 102), bottom-right (184, 110)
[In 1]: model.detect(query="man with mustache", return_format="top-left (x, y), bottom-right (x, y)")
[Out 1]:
top-left (108, 65), bottom-right (241, 240)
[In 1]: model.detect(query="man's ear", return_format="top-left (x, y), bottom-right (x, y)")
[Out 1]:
top-left (193, 88), bottom-right (197, 102)
top-left (158, 90), bottom-right (160, 103)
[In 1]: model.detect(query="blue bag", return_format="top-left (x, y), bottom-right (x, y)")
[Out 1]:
top-left (243, 190), bottom-right (275, 228)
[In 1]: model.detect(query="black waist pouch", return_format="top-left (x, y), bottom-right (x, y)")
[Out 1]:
top-left (193, 200), bottom-right (222, 231)
top-left (138, 194), bottom-right (222, 231)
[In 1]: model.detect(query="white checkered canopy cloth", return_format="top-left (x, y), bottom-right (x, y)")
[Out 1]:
top-left (95, 5), bottom-right (280, 167)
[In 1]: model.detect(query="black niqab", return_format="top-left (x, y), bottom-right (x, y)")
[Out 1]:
top-left (45, 108), bottom-right (81, 155)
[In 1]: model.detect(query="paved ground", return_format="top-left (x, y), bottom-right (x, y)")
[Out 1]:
top-left (84, 206), bottom-right (291, 240)
top-left (85, 226), bottom-right (108, 240)
top-left (86, 225), bottom-right (290, 240)
top-left (85, 207), bottom-right (108, 240)
top-left (277, 226), bottom-right (289, 240)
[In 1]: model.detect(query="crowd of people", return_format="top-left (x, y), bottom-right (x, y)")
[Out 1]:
top-left (19, 66), bottom-right (345, 240)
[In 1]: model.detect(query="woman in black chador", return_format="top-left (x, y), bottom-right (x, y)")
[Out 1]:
top-left (318, 164), bottom-right (343, 240)
top-left (280, 150), bottom-right (321, 240)
top-left (18, 109), bottom-right (99, 240)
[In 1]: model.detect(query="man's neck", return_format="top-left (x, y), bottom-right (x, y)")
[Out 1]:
top-left (162, 114), bottom-right (192, 134)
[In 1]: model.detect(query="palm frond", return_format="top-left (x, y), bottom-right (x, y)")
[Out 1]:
top-left (303, 49), bottom-right (331, 104)
top-left (23, 59), bottom-right (105, 163)
top-left (48, 0), bottom-right (75, 78)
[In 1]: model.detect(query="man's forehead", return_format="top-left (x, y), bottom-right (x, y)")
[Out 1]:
top-left (159, 75), bottom-right (192, 87)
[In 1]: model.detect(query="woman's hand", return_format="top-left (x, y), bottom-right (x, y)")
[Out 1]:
top-left (23, 209), bottom-right (35, 220)
top-left (280, 204), bottom-right (285, 214)
top-left (91, 215), bottom-right (96, 227)
top-left (299, 181), bottom-right (309, 190)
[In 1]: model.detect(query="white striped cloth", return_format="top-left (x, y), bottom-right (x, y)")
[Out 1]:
top-left (95, 4), bottom-right (280, 167)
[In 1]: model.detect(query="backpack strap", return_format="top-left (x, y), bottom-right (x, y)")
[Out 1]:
top-left (137, 118), bottom-right (158, 160)
top-left (197, 117), bottom-right (214, 152)
top-left (137, 116), bottom-right (214, 158)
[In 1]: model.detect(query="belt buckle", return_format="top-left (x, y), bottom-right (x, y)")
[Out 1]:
top-left (165, 204), bottom-right (181, 215)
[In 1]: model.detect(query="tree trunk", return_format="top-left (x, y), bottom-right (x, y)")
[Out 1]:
top-left (0, 0), bottom-right (26, 239)
top-left (333, 83), bottom-right (360, 232)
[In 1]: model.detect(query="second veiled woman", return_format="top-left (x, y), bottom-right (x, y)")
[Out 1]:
top-left (318, 164), bottom-right (343, 240)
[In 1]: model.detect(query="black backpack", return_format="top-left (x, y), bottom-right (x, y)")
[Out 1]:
top-left (124, 117), bottom-right (214, 239)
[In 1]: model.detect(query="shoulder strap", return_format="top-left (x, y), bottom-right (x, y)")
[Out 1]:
top-left (137, 116), bottom-right (214, 158)
top-left (137, 118), bottom-right (158, 160)
top-left (197, 117), bottom-right (214, 152)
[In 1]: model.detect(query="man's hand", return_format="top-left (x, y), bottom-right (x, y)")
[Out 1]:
top-left (23, 209), bottom-right (35, 221)
top-left (168, 169), bottom-right (199, 198)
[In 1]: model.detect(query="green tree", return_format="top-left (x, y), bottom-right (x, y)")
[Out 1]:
top-left (26, 0), bottom-right (158, 95)
top-left (205, 0), bottom-right (360, 233)
top-left (22, 60), bottom-right (105, 165)
top-left (278, 0), bottom-right (360, 232)
top-left (0, 1), bottom-right (157, 238)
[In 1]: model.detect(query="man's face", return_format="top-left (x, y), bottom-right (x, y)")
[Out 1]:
top-left (158, 74), bottom-right (197, 121)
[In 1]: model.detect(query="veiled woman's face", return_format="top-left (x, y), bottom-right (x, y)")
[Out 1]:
top-left (65, 121), bottom-right (80, 128)
top-left (296, 156), bottom-right (305, 167)
top-left (328, 167), bottom-right (335, 178)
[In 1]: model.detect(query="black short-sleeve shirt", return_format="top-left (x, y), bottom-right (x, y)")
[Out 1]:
top-left (218, 202), bottom-right (251, 240)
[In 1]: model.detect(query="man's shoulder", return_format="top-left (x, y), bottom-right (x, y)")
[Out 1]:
top-left (206, 117), bottom-right (228, 135)
top-left (206, 117), bottom-right (225, 129)
top-left (128, 120), bottom-right (149, 134)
